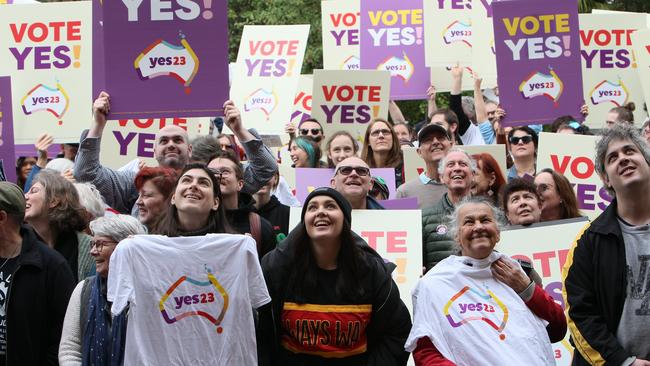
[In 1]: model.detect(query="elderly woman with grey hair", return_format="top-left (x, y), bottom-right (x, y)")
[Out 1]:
top-left (59, 215), bottom-right (147, 366)
top-left (407, 197), bottom-right (566, 365)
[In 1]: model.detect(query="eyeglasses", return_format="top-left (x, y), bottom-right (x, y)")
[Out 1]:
top-left (336, 166), bottom-right (370, 176)
top-left (90, 239), bottom-right (117, 252)
top-left (300, 128), bottom-right (321, 136)
top-left (508, 135), bottom-right (533, 145)
top-left (209, 167), bottom-right (232, 178)
top-left (370, 129), bottom-right (391, 137)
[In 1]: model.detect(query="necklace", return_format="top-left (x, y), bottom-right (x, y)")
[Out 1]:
top-left (0, 244), bottom-right (21, 272)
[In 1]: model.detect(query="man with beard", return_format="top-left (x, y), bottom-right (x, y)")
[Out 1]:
top-left (74, 92), bottom-right (277, 214)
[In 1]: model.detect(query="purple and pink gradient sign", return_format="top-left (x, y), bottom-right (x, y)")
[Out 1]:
top-left (93, 0), bottom-right (229, 119)
top-left (493, 0), bottom-right (584, 127)
top-left (0, 77), bottom-right (17, 183)
top-left (360, 0), bottom-right (428, 100)
top-left (295, 167), bottom-right (397, 204)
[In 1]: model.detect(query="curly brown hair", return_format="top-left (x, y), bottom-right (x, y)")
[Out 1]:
top-left (33, 169), bottom-right (87, 233)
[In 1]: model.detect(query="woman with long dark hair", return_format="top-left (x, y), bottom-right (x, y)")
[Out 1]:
top-left (154, 163), bottom-right (234, 236)
top-left (361, 119), bottom-right (404, 187)
top-left (471, 153), bottom-right (506, 205)
top-left (258, 187), bottom-right (411, 365)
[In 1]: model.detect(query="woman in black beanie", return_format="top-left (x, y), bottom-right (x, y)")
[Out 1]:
top-left (257, 187), bottom-right (411, 366)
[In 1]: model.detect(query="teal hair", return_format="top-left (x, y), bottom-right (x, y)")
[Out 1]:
top-left (292, 136), bottom-right (320, 168)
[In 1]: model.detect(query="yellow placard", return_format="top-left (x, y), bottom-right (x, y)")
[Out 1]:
top-left (0, 2), bottom-right (92, 143)
top-left (230, 25), bottom-right (310, 135)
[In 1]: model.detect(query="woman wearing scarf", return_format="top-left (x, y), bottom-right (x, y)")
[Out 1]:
top-left (405, 196), bottom-right (566, 365)
top-left (59, 215), bottom-right (147, 365)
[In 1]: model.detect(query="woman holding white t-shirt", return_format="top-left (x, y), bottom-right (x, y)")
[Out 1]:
top-left (405, 197), bottom-right (566, 365)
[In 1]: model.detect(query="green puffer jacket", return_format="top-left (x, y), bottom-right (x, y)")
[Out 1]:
top-left (421, 193), bottom-right (457, 272)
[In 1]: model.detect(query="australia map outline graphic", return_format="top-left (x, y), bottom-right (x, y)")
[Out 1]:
top-left (244, 88), bottom-right (279, 119)
top-left (377, 52), bottom-right (415, 83)
top-left (589, 79), bottom-right (629, 107)
top-left (443, 286), bottom-right (509, 340)
top-left (518, 67), bottom-right (564, 105)
top-left (159, 267), bottom-right (229, 333)
top-left (20, 82), bottom-right (70, 123)
top-left (134, 32), bottom-right (200, 95)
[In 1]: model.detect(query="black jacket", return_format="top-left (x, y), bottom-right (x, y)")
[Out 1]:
top-left (256, 195), bottom-right (291, 241)
top-left (257, 229), bottom-right (411, 366)
top-left (6, 225), bottom-right (75, 366)
top-left (226, 192), bottom-right (276, 258)
top-left (563, 200), bottom-right (630, 365)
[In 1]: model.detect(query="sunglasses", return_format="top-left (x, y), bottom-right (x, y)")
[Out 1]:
top-left (509, 135), bottom-right (533, 145)
top-left (336, 166), bottom-right (370, 177)
top-left (300, 128), bottom-right (321, 136)
top-left (370, 128), bottom-right (392, 137)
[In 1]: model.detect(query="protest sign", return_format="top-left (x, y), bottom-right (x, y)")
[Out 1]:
top-left (294, 167), bottom-right (397, 203)
top-left (379, 197), bottom-right (419, 209)
top-left (290, 74), bottom-right (313, 126)
top-left (311, 69), bottom-right (390, 141)
top-left (471, 0), bottom-right (498, 88)
top-left (537, 132), bottom-right (612, 221)
top-left (290, 208), bottom-right (423, 311)
top-left (429, 66), bottom-right (474, 92)
top-left (0, 2), bottom-right (92, 144)
top-left (322, 0), bottom-right (360, 71)
top-left (423, 0), bottom-right (472, 66)
top-left (0, 77), bottom-right (16, 183)
top-left (498, 217), bottom-right (590, 364)
top-left (631, 30), bottom-right (650, 115)
top-left (493, 0), bottom-right (584, 127)
top-left (94, 0), bottom-right (228, 120)
top-left (402, 145), bottom-right (507, 183)
top-left (579, 13), bottom-right (647, 129)
top-left (230, 25), bottom-right (310, 135)
top-left (100, 117), bottom-right (208, 169)
top-left (360, 0), bottom-right (428, 100)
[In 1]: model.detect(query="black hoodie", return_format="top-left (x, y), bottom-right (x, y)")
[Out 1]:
top-left (256, 195), bottom-right (291, 240)
top-left (226, 192), bottom-right (276, 259)
top-left (257, 229), bottom-right (411, 366)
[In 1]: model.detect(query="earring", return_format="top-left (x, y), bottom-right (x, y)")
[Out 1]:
top-left (487, 185), bottom-right (494, 197)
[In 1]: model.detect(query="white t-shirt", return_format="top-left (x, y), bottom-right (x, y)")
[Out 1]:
top-left (107, 234), bottom-right (271, 366)
top-left (460, 122), bottom-right (487, 145)
top-left (405, 252), bottom-right (554, 366)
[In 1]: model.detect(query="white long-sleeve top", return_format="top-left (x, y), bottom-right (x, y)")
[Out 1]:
top-left (58, 281), bottom-right (84, 366)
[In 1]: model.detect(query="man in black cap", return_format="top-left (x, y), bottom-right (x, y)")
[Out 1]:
top-left (396, 123), bottom-right (452, 209)
top-left (0, 182), bottom-right (75, 365)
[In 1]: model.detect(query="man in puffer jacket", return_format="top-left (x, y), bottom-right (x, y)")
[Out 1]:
top-left (421, 148), bottom-right (474, 272)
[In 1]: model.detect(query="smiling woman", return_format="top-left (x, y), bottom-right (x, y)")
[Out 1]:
top-left (406, 197), bottom-right (566, 365)
top-left (153, 163), bottom-right (234, 236)
top-left (258, 187), bottom-right (412, 365)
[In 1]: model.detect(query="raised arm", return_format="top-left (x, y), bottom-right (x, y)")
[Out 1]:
top-left (223, 100), bottom-right (278, 195)
top-left (73, 92), bottom-right (138, 214)
top-left (449, 65), bottom-right (471, 136)
top-left (389, 100), bottom-right (407, 124)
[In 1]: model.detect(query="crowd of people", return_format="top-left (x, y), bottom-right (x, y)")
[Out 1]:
top-left (1, 66), bottom-right (650, 365)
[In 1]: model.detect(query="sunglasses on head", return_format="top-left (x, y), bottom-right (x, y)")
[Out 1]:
top-left (336, 166), bottom-right (370, 177)
top-left (509, 135), bottom-right (533, 145)
top-left (300, 128), bottom-right (321, 136)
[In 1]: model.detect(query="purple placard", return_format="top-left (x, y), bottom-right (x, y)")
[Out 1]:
top-left (295, 167), bottom-right (397, 204)
top-left (360, 0), bottom-right (428, 100)
top-left (493, 0), bottom-right (583, 127)
top-left (378, 197), bottom-right (418, 209)
top-left (95, 0), bottom-right (229, 119)
top-left (0, 77), bottom-right (17, 183)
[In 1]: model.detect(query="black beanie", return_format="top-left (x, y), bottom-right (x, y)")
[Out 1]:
top-left (301, 187), bottom-right (352, 226)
